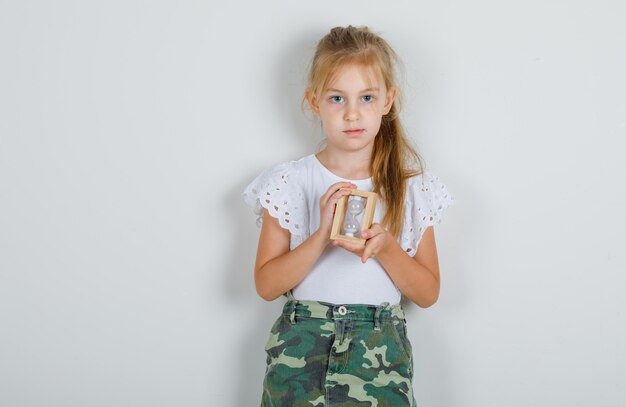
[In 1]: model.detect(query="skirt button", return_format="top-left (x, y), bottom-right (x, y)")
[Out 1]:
top-left (338, 306), bottom-right (347, 315)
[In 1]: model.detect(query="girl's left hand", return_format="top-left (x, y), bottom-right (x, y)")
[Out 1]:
top-left (332, 223), bottom-right (391, 263)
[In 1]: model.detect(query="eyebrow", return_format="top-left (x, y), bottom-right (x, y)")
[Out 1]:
top-left (325, 87), bottom-right (380, 93)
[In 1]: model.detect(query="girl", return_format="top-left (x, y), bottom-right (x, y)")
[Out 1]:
top-left (243, 25), bottom-right (454, 406)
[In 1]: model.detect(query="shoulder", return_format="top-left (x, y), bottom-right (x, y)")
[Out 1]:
top-left (252, 154), bottom-right (311, 181)
top-left (241, 155), bottom-right (312, 237)
top-left (406, 169), bottom-right (443, 186)
top-left (406, 170), bottom-right (454, 206)
top-left (242, 155), bottom-right (309, 197)
top-left (399, 170), bottom-right (455, 256)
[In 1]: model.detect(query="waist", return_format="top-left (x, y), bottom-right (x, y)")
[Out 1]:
top-left (282, 299), bottom-right (405, 322)
top-left (292, 251), bottom-right (402, 304)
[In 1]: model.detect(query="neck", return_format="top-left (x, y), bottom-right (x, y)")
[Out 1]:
top-left (316, 146), bottom-right (372, 180)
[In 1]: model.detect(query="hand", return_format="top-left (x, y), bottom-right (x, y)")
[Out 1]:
top-left (332, 223), bottom-right (392, 263)
top-left (317, 181), bottom-right (357, 240)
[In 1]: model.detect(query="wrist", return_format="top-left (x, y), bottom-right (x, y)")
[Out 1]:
top-left (310, 229), bottom-right (330, 248)
top-left (378, 231), bottom-right (396, 258)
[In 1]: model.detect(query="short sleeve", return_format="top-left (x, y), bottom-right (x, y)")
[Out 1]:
top-left (241, 160), bottom-right (309, 248)
top-left (400, 171), bottom-right (455, 257)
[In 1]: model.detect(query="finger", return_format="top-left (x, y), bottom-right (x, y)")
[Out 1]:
top-left (333, 187), bottom-right (354, 201)
top-left (326, 189), bottom-right (354, 214)
top-left (321, 190), bottom-right (351, 219)
top-left (360, 228), bottom-right (382, 239)
top-left (343, 242), bottom-right (365, 257)
top-left (331, 181), bottom-right (357, 191)
top-left (361, 223), bottom-right (387, 239)
top-left (334, 241), bottom-right (359, 257)
top-left (342, 241), bottom-right (363, 252)
top-left (333, 239), bottom-right (364, 255)
top-left (361, 246), bottom-right (375, 263)
top-left (321, 182), bottom-right (356, 204)
top-left (321, 188), bottom-right (351, 212)
top-left (333, 239), bottom-right (356, 250)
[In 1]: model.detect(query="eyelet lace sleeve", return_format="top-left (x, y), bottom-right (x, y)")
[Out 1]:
top-left (400, 171), bottom-right (455, 257)
top-left (241, 160), bottom-right (309, 250)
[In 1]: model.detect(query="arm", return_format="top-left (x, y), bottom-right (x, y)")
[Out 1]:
top-left (332, 224), bottom-right (441, 308)
top-left (376, 226), bottom-right (440, 308)
top-left (253, 209), bottom-right (329, 301)
top-left (253, 181), bottom-right (357, 301)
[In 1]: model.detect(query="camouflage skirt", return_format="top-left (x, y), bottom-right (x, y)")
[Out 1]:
top-left (261, 297), bottom-right (416, 406)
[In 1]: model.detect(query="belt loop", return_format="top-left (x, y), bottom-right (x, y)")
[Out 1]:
top-left (337, 319), bottom-right (345, 345)
top-left (289, 302), bottom-right (296, 325)
top-left (286, 290), bottom-right (297, 325)
top-left (374, 302), bottom-right (389, 331)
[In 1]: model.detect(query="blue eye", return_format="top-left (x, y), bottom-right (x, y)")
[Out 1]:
top-left (330, 96), bottom-right (344, 103)
top-left (361, 95), bottom-right (374, 102)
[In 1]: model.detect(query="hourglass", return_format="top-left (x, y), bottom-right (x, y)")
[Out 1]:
top-left (330, 189), bottom-right (378, 245)
top-left (343, 196), bottom-right (365, 237)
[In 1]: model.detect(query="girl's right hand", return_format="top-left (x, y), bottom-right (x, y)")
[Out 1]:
top-left (317, 181), bottom-right (357, 240)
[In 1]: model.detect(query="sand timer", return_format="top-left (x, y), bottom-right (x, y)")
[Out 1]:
top-left (330, 189), bottom-right (377, 244)
top-left (343, 196), bottom-right (365, 237)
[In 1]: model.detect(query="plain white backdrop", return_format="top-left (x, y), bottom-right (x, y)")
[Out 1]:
top-left (1, 1), bottom-right (625, 406)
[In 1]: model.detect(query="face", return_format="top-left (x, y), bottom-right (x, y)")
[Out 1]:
top-left (308, 64), bottom-right (396, 154)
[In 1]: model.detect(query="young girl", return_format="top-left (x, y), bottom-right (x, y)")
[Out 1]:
top-left (243, 25), bottom-right (454, 406)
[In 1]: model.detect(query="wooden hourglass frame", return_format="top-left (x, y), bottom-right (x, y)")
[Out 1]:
top-left (330, 188), bottom-right (378, 245)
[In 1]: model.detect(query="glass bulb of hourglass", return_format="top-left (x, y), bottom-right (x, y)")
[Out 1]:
top-left (343, 196), bottom-right (365, 237)
top-left (343, 217), bottom-right (359, 236)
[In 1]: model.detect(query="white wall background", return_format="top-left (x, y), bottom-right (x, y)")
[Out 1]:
top-left (1, 1), bottom-right (625, 406)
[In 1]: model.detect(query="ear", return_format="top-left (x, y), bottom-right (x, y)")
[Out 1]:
top-left (305, 89), bottom-right (320, 115)
top-left (382, 87), bottom-right (397, 115)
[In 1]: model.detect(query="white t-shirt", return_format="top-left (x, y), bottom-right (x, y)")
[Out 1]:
top-left (242, 153), bottom-right (454, 305)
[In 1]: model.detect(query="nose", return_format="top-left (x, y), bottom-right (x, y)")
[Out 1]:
top-left (343, 101), bottom-right (360, 121)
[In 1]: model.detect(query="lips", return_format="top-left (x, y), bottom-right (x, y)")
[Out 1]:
top-left (343, 129), bottom-right (364, 135)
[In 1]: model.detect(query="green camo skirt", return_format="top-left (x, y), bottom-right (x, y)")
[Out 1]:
top-left (261, 296), bottom-right (416, 406)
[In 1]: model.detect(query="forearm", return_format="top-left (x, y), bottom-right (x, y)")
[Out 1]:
top-left (377, 237), bottom-right (440, 308)
top-left (255, 231), bottom-right (329, 301)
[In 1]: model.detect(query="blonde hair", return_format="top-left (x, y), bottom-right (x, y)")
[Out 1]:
top-left (303, 25), bottom-right (426, 238)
